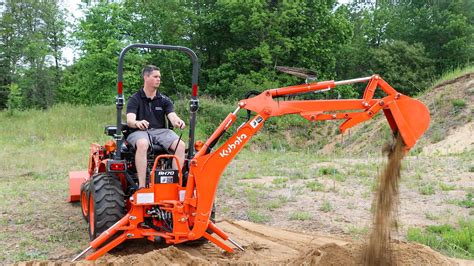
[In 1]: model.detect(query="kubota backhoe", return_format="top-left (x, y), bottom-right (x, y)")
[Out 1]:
top-left (68, 44), bottom-right (430, 261)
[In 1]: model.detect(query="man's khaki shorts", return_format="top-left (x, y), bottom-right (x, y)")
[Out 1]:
top-left (127, 128), bottom-right (179, 151)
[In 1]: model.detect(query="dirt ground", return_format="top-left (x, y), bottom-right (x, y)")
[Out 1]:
top-left (12, 220), bottom-right (473, 265)
top-left (6, 152), bottom-right (472, 265)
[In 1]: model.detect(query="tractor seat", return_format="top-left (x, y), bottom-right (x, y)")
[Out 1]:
top-left (105, 124), bottom-right (169, 155)
top-left (122, 140), bottom-right (168, 155)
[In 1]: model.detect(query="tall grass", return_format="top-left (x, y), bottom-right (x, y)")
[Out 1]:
top-left (0, 104), bottom-right (116, 262)
top-left (0, 104), bottom-right (115, 178)
top-left (431, 65), bottom-right (474, 88)
top-left (407, 219), bottom-right (474, 259)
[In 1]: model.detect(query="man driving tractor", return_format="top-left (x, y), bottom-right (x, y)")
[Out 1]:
top-left (126, 65), bottom-right (186, 189)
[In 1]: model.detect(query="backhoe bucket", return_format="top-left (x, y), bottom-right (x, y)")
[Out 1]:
top-left (383, 96), bottom-right (430, 149)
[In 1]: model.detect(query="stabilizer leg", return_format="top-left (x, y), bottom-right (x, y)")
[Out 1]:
top-left (204, 222), bottom-right (245, 252)
top-left (71, 214), bottom-right (131, 261)
top-left (86, 233), bottom-right (128, 260)
top-left (203, 232), bottom-right (234, 252)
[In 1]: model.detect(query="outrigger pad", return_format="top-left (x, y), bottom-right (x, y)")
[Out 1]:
top-left (384, 97), bottom-right (430, 149)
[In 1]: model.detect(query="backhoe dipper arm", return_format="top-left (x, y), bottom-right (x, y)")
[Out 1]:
top-left (185, 75), bottom-right (429, 240)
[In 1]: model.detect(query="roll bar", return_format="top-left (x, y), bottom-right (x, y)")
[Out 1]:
top-left (114, 43), bottom-right (200, 160)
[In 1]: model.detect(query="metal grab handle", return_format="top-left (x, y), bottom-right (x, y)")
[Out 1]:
top-left (117, 43), bottom-right (199, 98)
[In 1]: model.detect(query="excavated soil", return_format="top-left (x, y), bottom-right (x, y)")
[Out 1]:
top-left (364, 135), bottom-right (405, 265)
top-left (14, 220), bottom-right (469, 265)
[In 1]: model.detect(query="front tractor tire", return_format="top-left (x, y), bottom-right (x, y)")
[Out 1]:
top-left (88, 173), bottom-right (125, 241)
top-left (80, 181), bottom-right (91, 221)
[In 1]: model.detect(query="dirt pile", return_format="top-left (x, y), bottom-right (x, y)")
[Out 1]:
top-left (365, 134), bottom-right (405, 265)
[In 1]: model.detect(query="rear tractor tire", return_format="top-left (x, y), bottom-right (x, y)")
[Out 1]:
top-left (88, 173), bottom-right (125, 241)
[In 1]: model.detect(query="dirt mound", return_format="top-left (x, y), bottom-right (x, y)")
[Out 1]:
top-left (292, 241), bottom-right (457, 266)
top-left (421, 121), bottom-right (474, 155)
top-left (13, 220), bottom-right (464, 266)
top-left (100, 246), bottom-right (208, 265)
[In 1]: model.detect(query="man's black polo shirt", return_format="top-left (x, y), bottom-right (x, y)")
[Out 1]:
top-left (126, 89), bottom-right (174, 129)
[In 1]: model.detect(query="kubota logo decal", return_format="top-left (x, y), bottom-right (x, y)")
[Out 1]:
top-left (219, 134), bottom-right (248, 157)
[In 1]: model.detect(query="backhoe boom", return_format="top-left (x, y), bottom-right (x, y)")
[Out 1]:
top-left (184, 74), bottom-right (430, 243)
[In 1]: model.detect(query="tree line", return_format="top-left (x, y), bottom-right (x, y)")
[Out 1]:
top-left (1, 0), bottom-right (472, 110)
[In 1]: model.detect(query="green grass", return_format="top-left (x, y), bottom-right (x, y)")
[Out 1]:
top-left (418, 182), bottom-right (436, 195)
top-left (451, 99), bottom-right (467, 109)
top-left (247, 209), bottom-right (270, 223)
top-left (244, 188), bottom-right (260, 207)
top-left (319, 167), bottom-right (338, 176)
top-left (469, 166), bottom-right (474, 173)
top-left (320, 200), bottom-right (333, 212)
top-left (361, 190), bottom-right (372, 199)
top-left (266, 196), bottom-right (288, 211)
top-left (272, 177), bottom-right (289, 185)
top-left (0, 104), bottom-right (118, 177)
top-left (439, 182), bottom-right (456, 191)
top-left (431, 65), bottom-right (474, 88)
top-left (290, 211), bottom-right (312, 221)
top-left (306, 180), bottom-right (325, 192)
top-left (318, 167), bottom-right (346, 182)
top-left (0, 104), bottom-right (109, 262)
top-left (458, 193), bottom-right (474, 208)
top-left (424, 212), bottom-right (440, 221)
top-left (407, 219), bottom-right (474, 259)
top-left (240, 169), bottom-right (258, 179)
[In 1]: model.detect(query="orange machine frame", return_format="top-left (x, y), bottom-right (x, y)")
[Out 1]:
top-left (73, 75), bottom-right (430, 261)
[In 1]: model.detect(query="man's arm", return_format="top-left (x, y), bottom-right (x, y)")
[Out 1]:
top-left (167, 112), bottom-right (185, 129)
top-left (127, 113), bottom-right (149, 130)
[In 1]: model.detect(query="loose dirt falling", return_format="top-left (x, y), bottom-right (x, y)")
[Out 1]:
top-left (365, 134), bottom-right (405, 265)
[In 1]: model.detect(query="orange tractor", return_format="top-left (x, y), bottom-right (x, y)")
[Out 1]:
top-left (69, 44), bottom-right (430, 261)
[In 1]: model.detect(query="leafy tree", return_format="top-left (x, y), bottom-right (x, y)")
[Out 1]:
top-left (2, 0), bottom-right (472, 109)
top-left (6, 83), bottom-right (22, 115)
top-left (60, 2), bottom-right (144, 104)
top-left (337, 1), bottom-right (441, 95)
top-left (366, 40), bottom-right (435, 95)
top-left (122, 0), bottom-right (195, 97)
top-left (0, 0), bottom-right (67, 109)
top-left (192, 0), bottom-right (352, 99)
top-left (386, 0), bottom-right (473, 73)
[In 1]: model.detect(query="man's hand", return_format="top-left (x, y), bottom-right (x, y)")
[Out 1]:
top-left (173, 118), bottom-right (186, 129)
top-left (168, 112), bottom-right (186, 129)
top-left (135, 120), bottom-right (149, 130)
